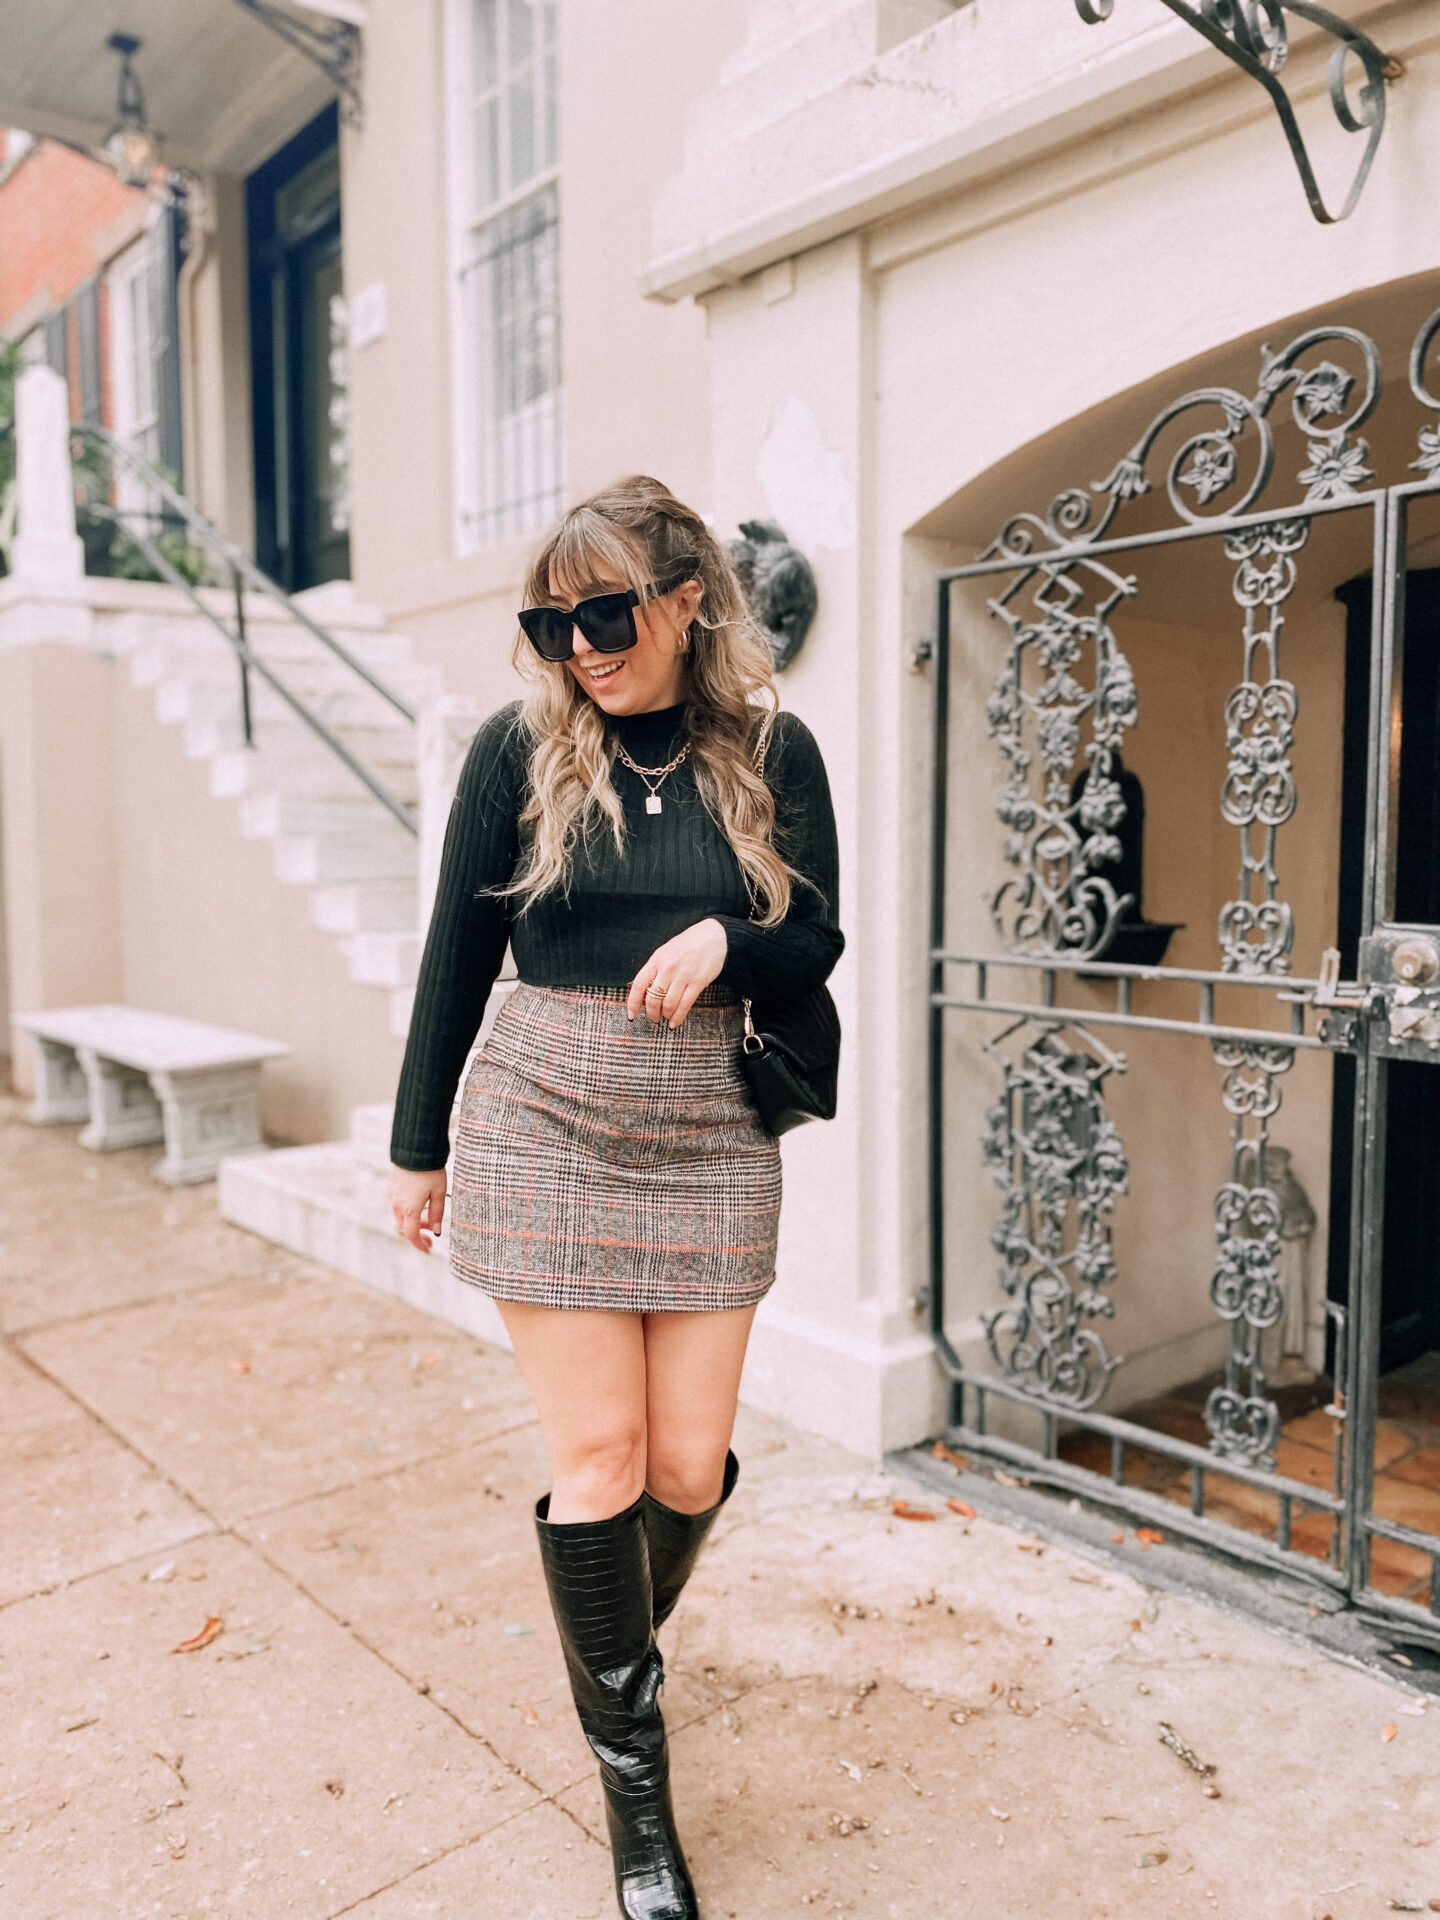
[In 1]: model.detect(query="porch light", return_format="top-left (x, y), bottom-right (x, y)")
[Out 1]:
top-left (104, 33), bottom-right (158, 188)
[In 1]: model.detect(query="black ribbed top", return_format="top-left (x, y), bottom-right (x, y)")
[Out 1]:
top-left (388, 699), bottom-right (844, 1170)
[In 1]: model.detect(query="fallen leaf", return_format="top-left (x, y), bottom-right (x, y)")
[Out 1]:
top-left (1383, 1724), bottom-right (1399, 1743)
top-left (1111, 1532), bottom-right (1126, 1544)
top-left (931, 1441), bottom-right (967, 1470)
top-left (990, 1806), bottom-right (1010, 1821)
top-left (946, 1499), bottom-right (975, 1519)
top-left (1136, 1527), bottom-right (1165, 1547)
top-left (993, 1470), bottom-right (1029, 1489)
top-left (892, 1499), bottom-right (936, 1521)
top-left (1136, 1850), bottom-right (1169, 1869)
top-left (518, 1703), bottom-right (539, 1727)
top-left (838, 1759), bottom-right (863, 1782)
top-left (171, 1616), bottom-right (223, 1654)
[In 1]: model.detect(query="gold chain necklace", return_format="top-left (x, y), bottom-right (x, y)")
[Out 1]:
top-left (613, 741), bottom-right (689, 815)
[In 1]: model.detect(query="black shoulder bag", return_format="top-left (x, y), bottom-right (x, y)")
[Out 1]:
top-left (737, 715), bottom-right (842, 1136)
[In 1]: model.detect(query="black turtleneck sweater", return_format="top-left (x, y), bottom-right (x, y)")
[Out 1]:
top-left (388, 699), bottom-right (844, 1171)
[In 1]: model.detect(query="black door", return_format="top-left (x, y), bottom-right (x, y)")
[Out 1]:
top-left (1329, 568), bottom-right (1440, 1373)
top-left (247, 106), bottom-right (350, 591)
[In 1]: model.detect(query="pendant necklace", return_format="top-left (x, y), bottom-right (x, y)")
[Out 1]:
top-left (614, 741), bottom-right (688, 815)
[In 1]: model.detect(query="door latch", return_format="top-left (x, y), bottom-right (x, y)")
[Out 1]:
top-left (1360, 929), bottom-right (1440, 1052)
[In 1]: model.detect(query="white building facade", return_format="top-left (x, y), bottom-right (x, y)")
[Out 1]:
top-left (4, 0), bottom-right (1440, 1627)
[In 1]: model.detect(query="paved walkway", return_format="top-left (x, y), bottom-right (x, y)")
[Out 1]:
top-left (2, 1087), bottom-right (1437, 1920)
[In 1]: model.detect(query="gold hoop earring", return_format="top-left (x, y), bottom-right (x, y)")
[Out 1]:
top-left (677, 628), bottom-right (691, 653)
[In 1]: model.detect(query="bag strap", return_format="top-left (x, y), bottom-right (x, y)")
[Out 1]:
top-left (741, 707), bottom-right (780, 1028)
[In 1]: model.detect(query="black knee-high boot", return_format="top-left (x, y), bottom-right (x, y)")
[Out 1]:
top-left (534, 1492), bottom-right (697, 1920)
top-left (643, 1450), bottom-right (740, 1631)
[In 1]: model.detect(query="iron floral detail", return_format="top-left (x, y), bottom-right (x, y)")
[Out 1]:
top-left (1412, 309), bottom-right (1440, 477)
top-left (1205, 1038), bottom-right (1296, 1467)
top-left (965, 321), bottom-right (1386, 1456)
top-left (985, 559), bottom-right (1139, 960)
top-left (1072, 0), bottom-right (1392, 226)
top-left (1217, 519), bottom-right (1307, 976)
top-left (980, 1024), bottom-right (1128, 1411)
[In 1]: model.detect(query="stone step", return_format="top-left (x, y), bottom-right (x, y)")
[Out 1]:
top-left (184, 709), bottom-right (416, 765)
top-left (239, 789), bottom-right (414, 840)
top-left (273, 828), bottom-right (418, 886)
top-left (215, 1139), bottom-right (512, 1354)
top-left (341, 930), bottom-right (423, 988)
top-left (130, 624), bottom-right (423, 688)
top-left (159, 672), bottom-right (427, 734)
top-left (310, 882), bottom-right (417, 935)
top-left (210, 744), bottom-right (421, 806)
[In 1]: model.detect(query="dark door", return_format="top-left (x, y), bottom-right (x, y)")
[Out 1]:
top-left (1329, 568), bottom-right (1440, 1374)
top-left (247, 106), bottom-right (349, 591)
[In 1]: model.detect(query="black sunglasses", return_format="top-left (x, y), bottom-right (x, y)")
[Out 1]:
top-left (517, 569), bottom-right (696, 663)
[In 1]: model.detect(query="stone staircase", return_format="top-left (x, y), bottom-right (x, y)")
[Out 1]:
top-left (119, 578), bottom-right (441, 1038)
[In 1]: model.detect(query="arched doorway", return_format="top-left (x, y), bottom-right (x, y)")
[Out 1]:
top-left (918, 286), bottom-right (1440, 1651)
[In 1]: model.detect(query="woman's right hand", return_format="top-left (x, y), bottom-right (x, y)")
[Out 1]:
top-left (390, 1165), bottom-right (447, 1253)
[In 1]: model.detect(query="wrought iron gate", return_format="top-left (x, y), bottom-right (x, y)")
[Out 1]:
top-left (926, 301), bottom-right (1440, 1642)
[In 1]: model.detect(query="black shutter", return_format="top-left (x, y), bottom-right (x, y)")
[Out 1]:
top-left (75, 278), bottom-right (102, 426)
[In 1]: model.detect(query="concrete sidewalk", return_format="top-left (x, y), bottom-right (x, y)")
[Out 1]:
top-left (2, 1088), bottom-right (1437, 1920)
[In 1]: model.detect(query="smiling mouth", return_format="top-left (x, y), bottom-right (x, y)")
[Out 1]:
top-left (583, 659), bottom-right (625, 683)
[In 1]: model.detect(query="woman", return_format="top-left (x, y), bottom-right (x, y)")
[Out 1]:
top-left (387, 475), bottom-right (843, 1920)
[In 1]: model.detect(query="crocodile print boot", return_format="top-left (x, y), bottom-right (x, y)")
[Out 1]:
top-left (534, 1491), bottom-right (697, 1920)
top-left (643, 1450), bottom-right (739, 1631)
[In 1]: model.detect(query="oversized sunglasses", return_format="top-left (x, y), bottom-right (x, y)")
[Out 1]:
top-left (517, 569), bottom-right (696, 662)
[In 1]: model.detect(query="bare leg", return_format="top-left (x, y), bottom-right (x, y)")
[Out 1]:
top-left (496, 1301), bottom-right (647, 1523)
top-left (642, 1304), bottom-right (757, 1513)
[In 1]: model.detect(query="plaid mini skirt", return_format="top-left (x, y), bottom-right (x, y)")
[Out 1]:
top-left (447, 982), bottom-right (782, 1312)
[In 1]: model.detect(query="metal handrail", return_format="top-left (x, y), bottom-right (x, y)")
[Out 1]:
top-left (75, 428), bottom-right (418, 837)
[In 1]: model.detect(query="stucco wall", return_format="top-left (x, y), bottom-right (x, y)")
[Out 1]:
top-left (342, 0), bottom-right (746, 711)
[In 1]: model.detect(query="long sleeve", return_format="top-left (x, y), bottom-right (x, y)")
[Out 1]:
top-left (714, 711), bottom-right (844, 1002)
top-left (388, 704), bottom-right (524, 1170)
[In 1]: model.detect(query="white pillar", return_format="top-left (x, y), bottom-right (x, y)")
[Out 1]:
top-left (12, 365), bottom-right (85, 581)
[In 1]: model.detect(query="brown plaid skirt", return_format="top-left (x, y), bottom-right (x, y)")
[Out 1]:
top-left (448, 982), bottom-right (782, 1312)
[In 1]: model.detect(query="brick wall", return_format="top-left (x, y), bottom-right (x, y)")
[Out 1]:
top-left (0, 138), bottom-right (145, 331)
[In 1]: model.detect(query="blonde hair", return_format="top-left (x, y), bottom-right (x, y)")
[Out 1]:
top-left (502, 475), bottom-right (798, 926)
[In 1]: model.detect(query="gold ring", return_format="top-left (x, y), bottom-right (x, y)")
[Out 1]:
top-left (645, 983), bottom-right (665, 998)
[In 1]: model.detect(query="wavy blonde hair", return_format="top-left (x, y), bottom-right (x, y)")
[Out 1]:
top-left (502, 475), bottom-right (797, 926)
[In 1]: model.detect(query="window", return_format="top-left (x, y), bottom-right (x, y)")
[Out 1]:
top-left (449, 0), bottom-right (561, 549)
top-left (108, 223), bottom-right (171, 524)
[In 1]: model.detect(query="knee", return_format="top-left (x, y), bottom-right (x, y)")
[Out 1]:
top-left (552, 1424), bottom-right (647, 1516)
top-left (645, 1438), bottom-right (729, 1515)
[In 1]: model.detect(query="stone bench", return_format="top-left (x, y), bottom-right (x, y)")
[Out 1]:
top-left (12, 1004), bottom-right (291, 1185)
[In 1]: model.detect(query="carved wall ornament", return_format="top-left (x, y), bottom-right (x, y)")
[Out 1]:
top-left (725, 519), bottom-right (818, 672)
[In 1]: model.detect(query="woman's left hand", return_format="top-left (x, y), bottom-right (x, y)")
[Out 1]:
top-left (627, 918), bottom-right (728, 1027)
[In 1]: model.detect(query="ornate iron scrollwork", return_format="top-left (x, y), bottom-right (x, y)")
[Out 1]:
top-left (1217, 519), bottom-right (1306, 975)
top-left (985, 560), bottom-right (1139, 960)
top-left (968, 317), bottom-right (1393, 1450)
top-left (981, 1023), bottom-right (1129, 1410)
top-left (1205, 1038), bottom-right (1296, 1466)
top-left (1073, 0), bottom-right (1393, 225)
